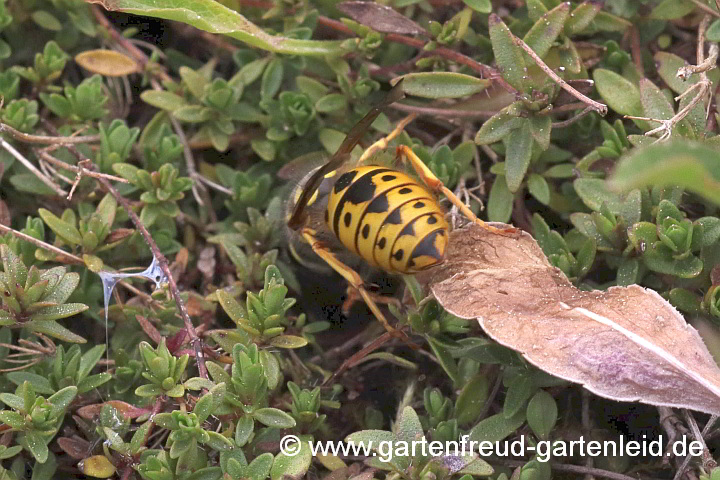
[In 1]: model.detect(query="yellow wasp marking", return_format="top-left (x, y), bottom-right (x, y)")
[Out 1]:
top-left (327, 166), bottom-right (449, 274)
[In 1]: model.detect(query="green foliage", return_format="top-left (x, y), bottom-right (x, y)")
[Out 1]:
top-left (40, 74), bottom-right (109, 121)
top-left (0, 245), bottom-right (87, 342)
top-left (0, 381), bottom-right (77, 463)
top-left (136, 339), bottom-right (189, 398)
top-left (112, 163), bottom-right (193, 226)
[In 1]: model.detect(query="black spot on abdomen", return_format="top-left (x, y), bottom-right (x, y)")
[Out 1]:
top-left (332, 168), bottom-right (393, 234)
top-left (334, 171), bottom-right (358, 193)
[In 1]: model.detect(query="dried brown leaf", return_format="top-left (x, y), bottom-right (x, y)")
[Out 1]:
top-left (76, 401), bottom-right (150, 420)
top-left (57, 436), bottom-right (91, 459)
top-left (75, 49), bottom-right (140, 77)
top-left (136, 314), bottom-right (163, 344)
top-left (426, 223), bottom-right (720, 415)
top-left (337, 1), bottom-right (427, 35)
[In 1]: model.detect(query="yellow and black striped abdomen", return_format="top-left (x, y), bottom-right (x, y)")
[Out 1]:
top-left (327, 165), bottom-right (449, 274)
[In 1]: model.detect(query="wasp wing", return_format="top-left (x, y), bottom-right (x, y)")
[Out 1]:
top-left (287, 81), bottom-right (406, 230)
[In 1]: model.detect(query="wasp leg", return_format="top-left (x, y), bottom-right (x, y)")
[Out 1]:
top-left (395, 145), bottom-right (518, 236)
top-left (301, 228), bottom-right (418, 348)
top-left (342, 284), bottom-right (402, 317)
top-left (355, 113), bottom-right (417, 166)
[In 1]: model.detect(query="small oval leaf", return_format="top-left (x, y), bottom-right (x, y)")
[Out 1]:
top-left (75, 50), bottom-right (140, 77)
top-left (393, 72), bottom-right (490, 99)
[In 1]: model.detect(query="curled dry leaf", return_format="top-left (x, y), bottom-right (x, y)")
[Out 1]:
top-left (75, 49), bottom-right (140, 77)
top-left (425, 223), bottom-right (720, 415)
top-left (337, 1), bottom-right (428, 35)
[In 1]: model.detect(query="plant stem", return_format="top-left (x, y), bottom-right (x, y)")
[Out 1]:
top-left (316, 16), bottom-right (519, 95)
top-left (512, 35), bottom-right (608, 116)
top-left (95, 175), bottom-right (210, 380)
top-left (0, 138), bottom-right (67, 196)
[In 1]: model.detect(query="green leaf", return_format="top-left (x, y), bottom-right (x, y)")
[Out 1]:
top-left (215, 289), bottom-right (247, 324)
top-left (247, 453), bottom-right (274, 480)
top-left (565, 2), bottom-right (601, 35)
top-left (469, 410), bottom-right (525, 444)
top-left (475, 105), bottom-right (523, 145)
top-left (140, 90), bottom-right (188, 111)
top-left (38, 209), bottom-right (82, 246)
top-left (6, 372), bottom-right (54, 395)
top-left (394, 72), bottom-right (490, 99)
top-left (427, 336), bottom-right (459, 384)
top-left (650, 0), bottom-right (696, 19)
top-left (503, 374), bottom-right (535, 418)
top-left (593, 69), bottom-right (641, 116)
top-left (0, 411), bottom-right (26, 429)
top-left (488, 174), bottom-right (513, 223)
top-left (609, 140), bottom-right (720, 206)
top-left (527, 174), bottom-right (550, 204)
top-left (267, 335), bottom-right (308, 349)
top-left (47, 385), bottom-right (77, 412)
top-left (261, 58), bottom-right (283, 101)
top-left (235, 416), bottom-right (254, 447)
top-left (455, 374), bottom-right (489, 426)
top-left (461, 0), bottom-right (490, 13)
top-left (205, 431), bottom-right (234, 451)
top-left (488, 14), bottom-right (527, 91)
top-left (395, 406), bottom-right (424, 444)
top-left (24, 320), bottom-right (86, 343)
top-left (25, 431), bottom-right (49, 463)
top-left (270, 435), bottom-right (312, 480)
top-left (707, 19), bottom-right (720, 42)
top-left (315, 93), bottom-right (347, 113)
top-left (639, 78), bottom-right (674, 122)
top-left (573, 178), bottom-right (623, 212)
top-left (523, 2), bottom-right (570, 59)
top-left (345, 429), bottom-right (395, 446)
top-left (529, 114), bottom-right (551, 150)
top-left (526, 390), bottom-right (557, 440)
top-left (253, 408), bottom-right (297, 428)
top-left (31, 10), bottom-right (62, 31)
top-left (30, 303), bottom-right (89, 322)
top-left (88, 0), bottom-right (345, 56)
top-left (179, 66), bottom-right (208, 100)
top-left (78, 345), bottom-right (106, 380)
top-left (505, 119), bottom-right (533, 193)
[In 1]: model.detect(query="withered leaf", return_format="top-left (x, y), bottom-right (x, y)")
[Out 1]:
top-left (75, 49), bottom-right (139, 77)
top-left (427, 223), bottom-right (720, 415)
top-left (337, 1), bottom-right (427, 35)
top-left (76, 400), bottom-right (150, 420)
top-left (57, 436), bottom-right (91, 459)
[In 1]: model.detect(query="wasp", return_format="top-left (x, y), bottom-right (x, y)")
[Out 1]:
top-left (284, 80), bottom-right (516, 338)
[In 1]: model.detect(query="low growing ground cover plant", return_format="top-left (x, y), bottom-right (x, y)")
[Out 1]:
top-left (0, 0), bottom-right (720, 479)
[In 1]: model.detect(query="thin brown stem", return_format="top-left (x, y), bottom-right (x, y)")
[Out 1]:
top-left (512, 35), bottom-right (607, 116)
top-left (97, 175), bottom-right (210, 380)
top-left (36, 148), bottom-right (129, 184)
top-left (316, 16), bottom-right (518, 95)
top-left (0, 122), bottom-right (100, 144)
top-left (0, 138), bottom-right (67, 196)
top-left (552, 106), bottom-right (594, 128)
top-left (0, 223), bottom-right (82, 264)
